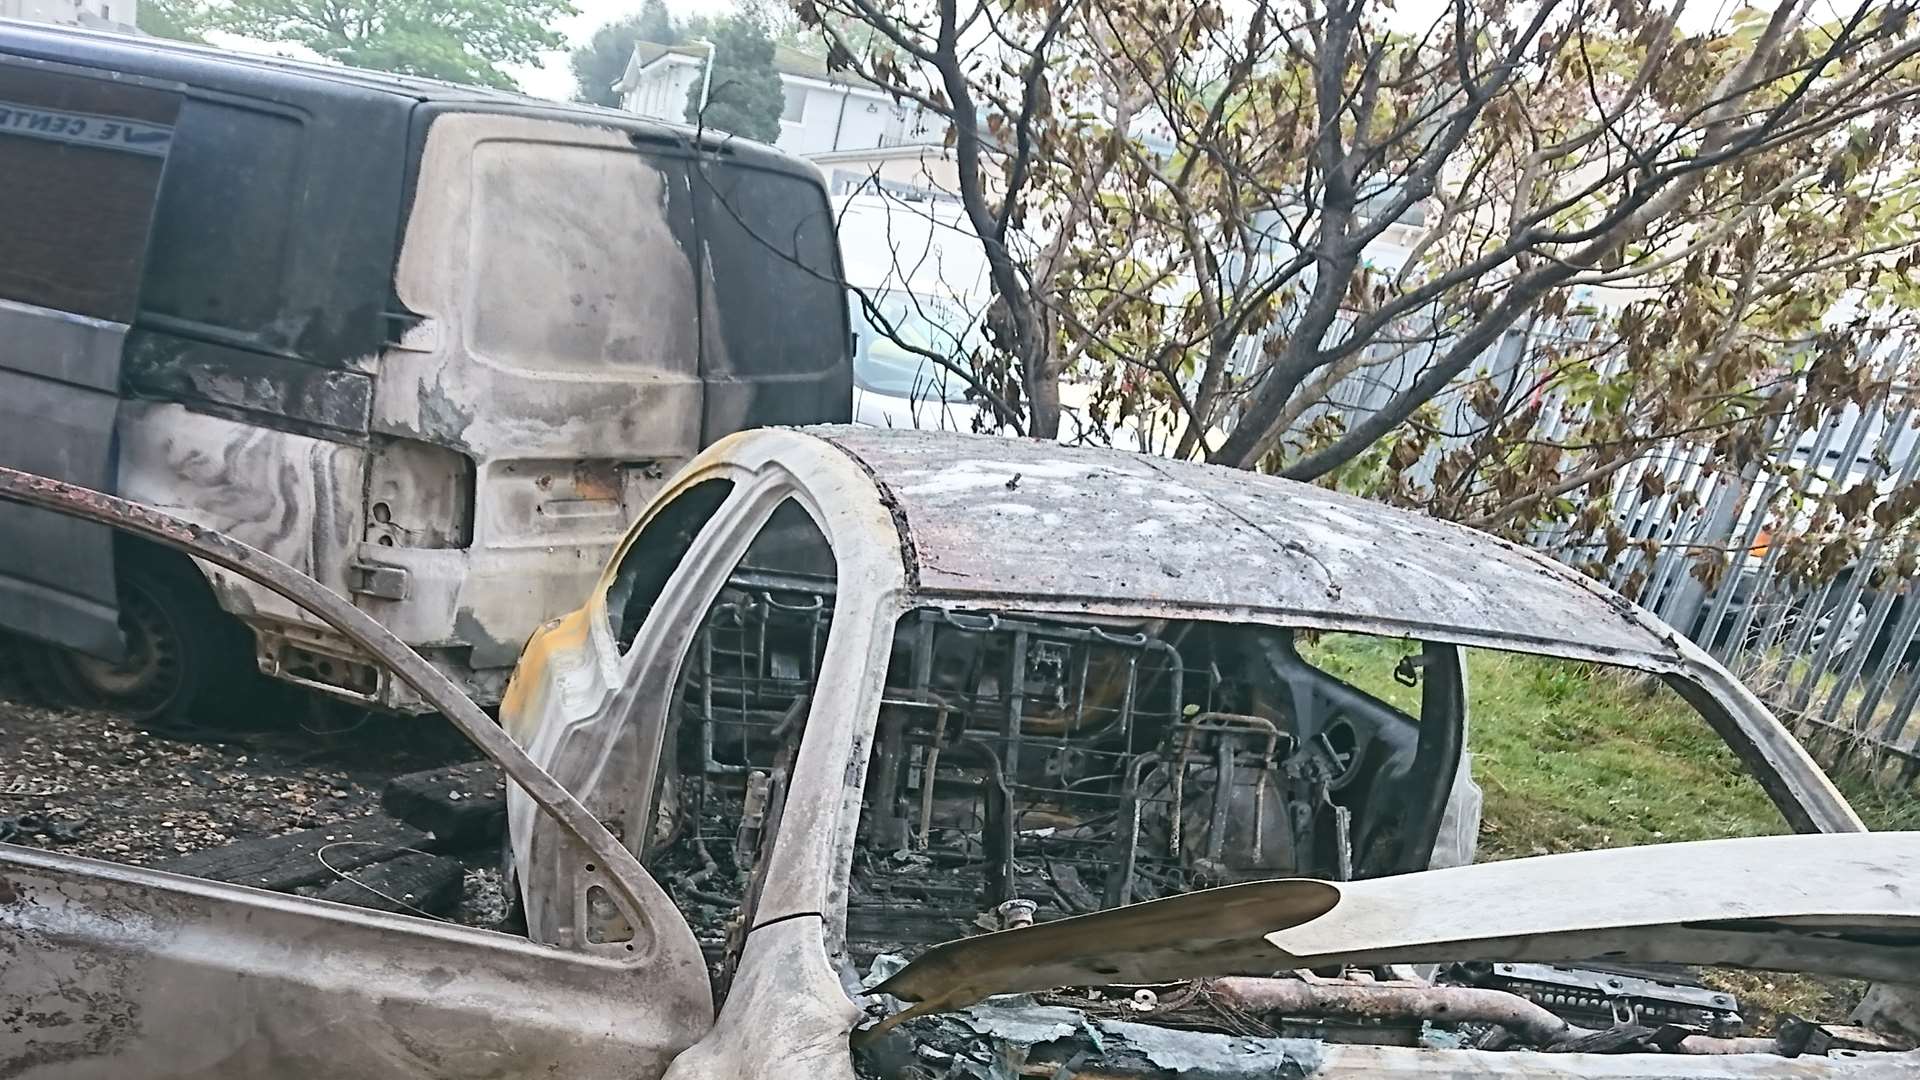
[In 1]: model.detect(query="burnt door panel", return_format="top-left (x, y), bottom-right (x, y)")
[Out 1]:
top-left (0, 846), bottom-right (710, 1079)
top-left (0, 56), bottom-right (181, 658)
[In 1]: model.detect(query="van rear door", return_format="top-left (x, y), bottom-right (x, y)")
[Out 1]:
top-left (0, 56), bottom-right (180, 659)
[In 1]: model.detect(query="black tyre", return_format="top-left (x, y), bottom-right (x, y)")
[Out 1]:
top-left (31, 552), bottom-right (253, 726)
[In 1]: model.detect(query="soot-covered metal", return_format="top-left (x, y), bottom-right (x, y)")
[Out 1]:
top-left (643, 557), bottom-right (1463, 991)
top-left (12, 425), bottom-right (1915, 1080)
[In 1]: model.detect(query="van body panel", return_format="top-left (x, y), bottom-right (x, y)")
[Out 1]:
top-left (0, 50), bottom-right (182, 659)
top-left (115, 401), bottom-right (367, 625)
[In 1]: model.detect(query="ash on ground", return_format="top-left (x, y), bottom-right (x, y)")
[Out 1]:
top-left (0, 689), bottom-right (504, 923)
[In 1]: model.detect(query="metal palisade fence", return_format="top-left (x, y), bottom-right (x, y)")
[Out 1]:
top-left (1281, 309), bottom-right (1920, 790)
top-left (1532, 337), bottom-right (1920, 790)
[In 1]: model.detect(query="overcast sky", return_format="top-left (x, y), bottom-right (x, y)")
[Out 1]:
top-left (498, 0), bottom-right (1459, 102)
top-left (218, 0), bottom-right (1756, 105)
top-left (210, 0), bottom-right (739, 101)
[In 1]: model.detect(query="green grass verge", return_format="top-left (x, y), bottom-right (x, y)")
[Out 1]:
top-left (1465, 649), bottom-right (1920, 854)
top-left (1306, 633), bottom-right (1919, 1028)
top-left (1306, 633), bottom-right (1920, 852)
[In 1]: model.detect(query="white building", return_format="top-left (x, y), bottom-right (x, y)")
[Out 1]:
top-left (812, 144), bottom-right (966, 201)
top-left (613, 41), bottom-right (941, 161)
top-left (1, 0), bottom-right (137, 30)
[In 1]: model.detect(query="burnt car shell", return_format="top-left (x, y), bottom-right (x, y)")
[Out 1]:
top-left (497, 428), bottom-right (1898, 1079)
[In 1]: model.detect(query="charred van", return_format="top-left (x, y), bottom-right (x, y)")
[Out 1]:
top-left (0, 21), bottom-right (852, 718)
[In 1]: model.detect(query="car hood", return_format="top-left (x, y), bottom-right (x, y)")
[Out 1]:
top-left (875, 832), bottom-right (1920, 1016)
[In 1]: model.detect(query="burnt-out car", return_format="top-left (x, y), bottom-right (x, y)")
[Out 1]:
top-left (3, 429), bottom-right (1918, 1079)
top-left (495, 428), bottom-right (1917, 1076)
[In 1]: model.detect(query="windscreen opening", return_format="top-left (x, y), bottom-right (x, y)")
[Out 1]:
top-left (851, 290), bottom-right (975, 403)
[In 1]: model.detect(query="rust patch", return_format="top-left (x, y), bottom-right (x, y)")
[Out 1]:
top-left (572, 460), bottom-right (622, 502)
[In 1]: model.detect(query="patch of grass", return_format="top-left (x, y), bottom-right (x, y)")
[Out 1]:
top-left (1299, 633), bottom-right (1424, 715)
top-left (1305, 634), bottom-right (1919, 853)
top-left (1305, 634), bottom-right (1919, 1028)
top-left (1467, 653), bottom-right (1790, 859)
top-left (1698, 969), bottom-right (1866, 1036)
top-left (1462, 649), bottom-right (1920, 854)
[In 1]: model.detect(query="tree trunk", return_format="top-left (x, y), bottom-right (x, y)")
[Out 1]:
top-left (1025, 350), bottom-right (1063, 440)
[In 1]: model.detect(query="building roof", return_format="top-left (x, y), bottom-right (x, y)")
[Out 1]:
top-left (770, 43), bottom-right (864, 84)
top-left (631, 41), bottom-right (707, 67)
top-left (626, 39), bottom-right (884, 92)
top-left (807, 426), bottom-right (1683, 666)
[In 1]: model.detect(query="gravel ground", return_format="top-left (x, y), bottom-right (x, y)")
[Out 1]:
top-left (0, 683), bottom-right (511, 926)
top-left (0, 695), bottom-right (468, 861)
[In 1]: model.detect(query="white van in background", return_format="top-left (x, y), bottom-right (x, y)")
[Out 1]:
top-left (834, 193), bottom-right (1000, 432)
top-left (834, 190), bottom-right (1216, 450)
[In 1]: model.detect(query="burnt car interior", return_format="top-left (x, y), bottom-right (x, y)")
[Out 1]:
top-left (6, 468), bottom-right (1913, 1075)
top-left (840, 613), bottom-right (1462, 958)
top-left (636, 504), bottom-right (1463, 985)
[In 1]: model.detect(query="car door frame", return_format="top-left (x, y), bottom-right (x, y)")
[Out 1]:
top-left (497, 430), bottom-right (913, 1078)
top-left (0, 466), bottom-right (713, 1079)
top-left (595, 433), bottom-right (912, 1080)
top-left (602, 435), bottom-right (910, 931)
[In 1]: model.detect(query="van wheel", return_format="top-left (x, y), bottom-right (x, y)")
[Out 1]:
top-left (36, 556), bottom-right (251, 726)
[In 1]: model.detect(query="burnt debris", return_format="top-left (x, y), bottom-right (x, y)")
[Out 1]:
top-left (642, 562), bottom-right (1458, 991)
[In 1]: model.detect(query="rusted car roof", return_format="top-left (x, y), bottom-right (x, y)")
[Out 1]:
top-left (815, 426), bottom-right (1678, 664)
